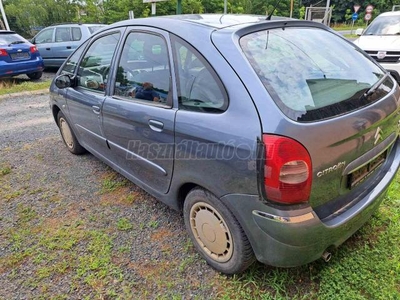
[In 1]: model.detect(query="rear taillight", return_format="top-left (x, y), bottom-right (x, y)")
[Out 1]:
top-left (263, 134), bottom-right (312, 204)
top-left (0, 49), bottom-right (7, 56)
top-left (30, 46), bottom-right (38, 53)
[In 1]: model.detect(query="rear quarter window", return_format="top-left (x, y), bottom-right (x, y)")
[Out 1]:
top-left (240, 27), bottom-right (393, 121)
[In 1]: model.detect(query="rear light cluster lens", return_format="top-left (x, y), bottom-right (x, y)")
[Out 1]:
top-left (0, 49), bottom-right (8, 56)
top-left (263, 134), bottom-right (312, 204)
top-left (30, 46), bottom-right (38, 53)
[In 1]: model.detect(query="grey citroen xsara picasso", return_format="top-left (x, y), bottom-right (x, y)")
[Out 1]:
top-left (50, 14), bottom-right (400, 274)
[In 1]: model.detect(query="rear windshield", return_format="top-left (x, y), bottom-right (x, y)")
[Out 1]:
top-left (0, 32), bottom-right (27, 46)
top-left (240, 27), bottom-right (393, 122)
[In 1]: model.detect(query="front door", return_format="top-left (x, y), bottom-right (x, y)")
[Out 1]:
top-left (65, 31), bottom-right (121, 159)
top-left (102, 29), bottom-right (176, 194)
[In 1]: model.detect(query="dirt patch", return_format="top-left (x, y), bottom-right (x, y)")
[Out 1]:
top-left (0, 92), bottom-right (218, 299)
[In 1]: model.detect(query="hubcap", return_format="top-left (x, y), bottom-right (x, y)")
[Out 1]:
top-left (59, 118), bottom-right (74, 149)
top-left (190, 202), bottom-right (233, 262)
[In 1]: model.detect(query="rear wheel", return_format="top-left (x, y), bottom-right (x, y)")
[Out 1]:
top-left (183, 188), bottom-right (255, 274)
top-left (57, 111), bottom-right (86, 155)
top-left (27, 71), bottom-right (43, 80)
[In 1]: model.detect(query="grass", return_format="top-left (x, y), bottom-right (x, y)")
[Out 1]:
top-left (0, 165), bottom-right (11, 176)
top-left (1, 141), bottom-right (399, 298)
top-left (0, 79), bottom-right (50, 95)
top-left (343, 34), bottom-right (359, 39)
top-left (216, 173), bottom-right (400, 299)
top-left (331, 24), bottom-right (366, 31)
top-left (100, 172), bottom-right (129, 194)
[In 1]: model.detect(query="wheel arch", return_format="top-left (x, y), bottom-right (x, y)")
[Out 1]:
top-left (176, 182), bottom-right (199, 211)
top-left (52, 104), bottom-right (61, 126)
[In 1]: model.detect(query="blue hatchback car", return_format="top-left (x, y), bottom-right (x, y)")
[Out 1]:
top-left (0, 30), bottom-right (44, 79)
top-left (50, 14), bottom-right (400, 274)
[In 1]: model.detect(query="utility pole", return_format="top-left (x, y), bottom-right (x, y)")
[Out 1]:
top-left (176, 0), bottom-right (182, 14)
top-left (323, 0), bottom-right (331, 26)
top-left (290, 0), bottom-right (293, 18)
top-left (0, 0), bottom-right (10, 30)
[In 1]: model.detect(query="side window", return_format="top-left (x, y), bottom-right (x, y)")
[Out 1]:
top-left (35, 28), bottom-right (54, 44)
top-left (77, 32), bottom-right (120, 93)
top-left (71, 28), bottom-right (82, 41)
top-left (172, 37), bottom-right (228, 113)
top-left (55, 27), bottom-right (71, 42)
top-left (113, 32), bottom-right (171, 105)
top-left (60, 40), bottom-right (89, 75)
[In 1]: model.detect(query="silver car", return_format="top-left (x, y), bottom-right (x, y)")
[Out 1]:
top-left (50, 14), bottom-right (400, 274)
top-left (32, 23), bottom-right (105, 68)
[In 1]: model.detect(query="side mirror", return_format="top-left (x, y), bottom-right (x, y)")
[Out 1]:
top-left (355, 28), bottom-right (364, 36)
top-left (387, 69), bottom-right (400, 85)
top-left (30, 38), bottom-right (35, 44)
top-left (55, 74), bottom-right (75, 89)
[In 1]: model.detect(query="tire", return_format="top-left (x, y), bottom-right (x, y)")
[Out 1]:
top-left (183, 188), bottom-right (255, 274)
top-left (27, 71), bottom-right (43, 80)
top-left (57, 111), bottom-right (86, 155)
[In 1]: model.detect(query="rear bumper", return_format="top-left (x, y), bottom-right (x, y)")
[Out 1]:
top-left (221, 139), bottom-right (400, 267)
top-left (0, 58), bottom-right (44, 77)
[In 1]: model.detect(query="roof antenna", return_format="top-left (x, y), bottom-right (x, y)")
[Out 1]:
top-left (266, 0), bottom-right (283, 20)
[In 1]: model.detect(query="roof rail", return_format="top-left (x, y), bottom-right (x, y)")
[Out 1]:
top-left (50, 22), bottom-right (83, 26)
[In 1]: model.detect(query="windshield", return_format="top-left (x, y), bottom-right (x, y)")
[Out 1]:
top-left (0, 33), bottom-right (27, 46)
top-left (364, 15), bottom-right (400, 35)
top-left (240, 27), bottom-right (392, 121)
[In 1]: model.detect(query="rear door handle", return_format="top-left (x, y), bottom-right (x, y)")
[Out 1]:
top-left (92, 105), bottom-right (101, 114)
top-left (66, 46), bottom-right (71, 49)
top-left (148, 119), bottom-right (164, 132)
top-left (45, 48), bottom-right (51, 50)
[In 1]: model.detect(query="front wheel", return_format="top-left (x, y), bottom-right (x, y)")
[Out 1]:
top-left (57, 111), bottom-right (86, 155)
top-left (27, 71), bottom-right (42, 80)
top-left (183, 188), bottom-right (255, 274)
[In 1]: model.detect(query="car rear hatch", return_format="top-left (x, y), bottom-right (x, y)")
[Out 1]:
top-left (0, 31), bottom-right (35, 63)
top-left (212, 21), bottom-right (400, 219)
top-left (1, 43), bottom-right (35, 62)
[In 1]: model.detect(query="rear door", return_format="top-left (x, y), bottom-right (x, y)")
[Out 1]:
top-left (53, 27), bottom-right (75, 60)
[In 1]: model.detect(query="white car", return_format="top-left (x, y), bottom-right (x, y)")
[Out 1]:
top-left (354, 11), bottom-right (400, 73)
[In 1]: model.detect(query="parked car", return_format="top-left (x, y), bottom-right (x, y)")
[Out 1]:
top-left (354, 11), bottom-right (400, 73)
top-left (50, 14), bottom-right (400, 275)
top-left (31, 23), bottom-right (105, 68)
top-left (0, 30), bottom-right (44, 79)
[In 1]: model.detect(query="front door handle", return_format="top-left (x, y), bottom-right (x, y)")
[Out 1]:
top-left (66, 46), bottom-right (71, 49)
top-left (45, 48), bottom-right (51, 50)
top-left (148, 119), bottom-right (164, 132)
top-left (92, 105), bottom-right (101, 114)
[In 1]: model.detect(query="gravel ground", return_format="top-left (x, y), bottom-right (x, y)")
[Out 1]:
top-left (0, 92), bottom-right (221, 298)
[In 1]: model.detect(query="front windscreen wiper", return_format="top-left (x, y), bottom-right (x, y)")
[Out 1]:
top-left (363, 72), bottom-right (390, 98)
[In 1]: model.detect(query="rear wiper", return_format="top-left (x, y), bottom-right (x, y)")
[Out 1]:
top-left (9, 41), bottom-right (25, 45)
top-left (363, 72), bottom-right (390, 98)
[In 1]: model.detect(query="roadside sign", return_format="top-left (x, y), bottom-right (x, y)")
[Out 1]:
top-left (366, 5), bottom-right (374, 13)
top-left (352, 13), bottom-right (358, 21)
top-left (365, 13), bottom-right (372, 21)
top-left (354, 5), bottom-right (361, 13)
